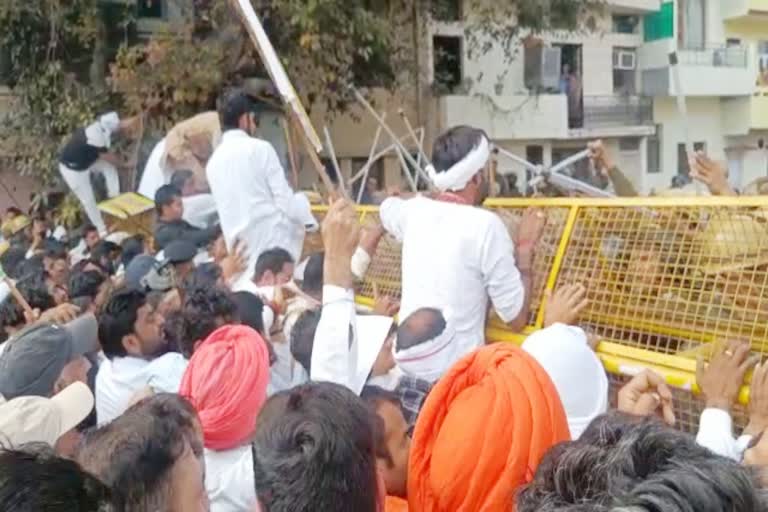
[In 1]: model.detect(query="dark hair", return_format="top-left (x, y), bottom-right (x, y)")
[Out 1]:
top-left (360, 385), bottom-right (401, 468)
top-left (290, 308), bottom-right (321, 374)
top-left (219, 89), bottom-right (257, 131)
top-left (91, 241), bottom-right (120, 274)
top-left (254, 247), bottom-right (294, 282)
top-left (154, 185), bottom-right (181, 215)
top-left (302, 252), bottom-right (324, 295)
top-left (0, 297), bottom-right (24, 333)
top-left (0, 444), bottom-right (113, 512)
top-left (82, 224), bottom-right (98, 237)
top-left (170, 170), bottom-right (195, 191)
top-left (120, 235), bottom-right (145, 269)
top-left (396, 308), bottom-right (446, 351)
top-left (232, 291), bottom-right (265, 335)
top-left (69, 270), bottom-right (107, 301)
top-left (98, 288), bottom-right (147, 359)
top-left (431, 125), bottom-right (488, 175)
top-left (253, 382), bottom-right (379, 512)
top-left (516, 413), bottom-right (768, 512)
top-left (15, 255), bottom-right (45, 282)
top-left (1, 247), bottom-right (28, 279)
top-left (16, 278), bottom-right (56, 312)
top-left (180, 263), bottom-right (222, 295)
top-left (78, 394), bottom-right (201, 511)
top-left (177, 286), bottom-right (237, 357)
top-left (43, 240), bottom-right (67, 262)
top-left (5, 207), bottom-right (22, 217)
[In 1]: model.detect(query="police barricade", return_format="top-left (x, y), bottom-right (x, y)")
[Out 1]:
top-left (310, 195), bottom-right (768, 433)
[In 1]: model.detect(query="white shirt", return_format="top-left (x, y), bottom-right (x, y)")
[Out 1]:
top-left (206, 130), bottom-right (313, 289)
top-left (138, 138), bottom-right (170, 199)
top-left (696, 408), bottom-right (752, 461)
top-left (310, 285), bottom-right (358, 392)
top-left (380, 196), bottom-right (524, 354)
top-left (204, 445), bottom-right (257, 512)
top-left (95, 353), bottom-right (187, 425)
top-left (183, 193), bottom-right (218, 229)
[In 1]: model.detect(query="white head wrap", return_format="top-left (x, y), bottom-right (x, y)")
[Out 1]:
top-left (394, 312), bottom-right (459, 383)
top-left (84, 112), bottom-right (120, 149)
top-left (427, 136), bottom-right (491, 192)
top-left (99, 112), bottom-right (121, 134)
top-left (522, 324), bottom-right (608, 439)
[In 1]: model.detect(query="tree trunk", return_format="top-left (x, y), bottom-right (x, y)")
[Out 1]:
top-left (89, 6), bottom-right (108, 92)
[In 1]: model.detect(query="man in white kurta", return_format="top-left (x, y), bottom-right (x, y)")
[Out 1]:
top-left (380, 126), bottom-right (543, 376)
top-left (206, 91), bottom-right (315, 290)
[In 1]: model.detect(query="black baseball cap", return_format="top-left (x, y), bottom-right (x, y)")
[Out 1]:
top-left (0, 313), bottom-right (100, 398)
top-left (164, 240), bottom-right (197, 264)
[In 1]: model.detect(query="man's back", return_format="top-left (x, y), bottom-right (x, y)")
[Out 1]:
top-left (207, 130), bottom-right (307, 286)
top-left (381, 196), bottom-right (524, 355)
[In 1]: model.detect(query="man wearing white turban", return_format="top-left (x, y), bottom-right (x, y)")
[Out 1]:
top-left (380, 126), bottom-right (545, 366)
top-left (58, 112), bottom-right (138, 234)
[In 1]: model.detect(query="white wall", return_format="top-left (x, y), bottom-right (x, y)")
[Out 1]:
top-left (649, 97), bottom-right (726, 192)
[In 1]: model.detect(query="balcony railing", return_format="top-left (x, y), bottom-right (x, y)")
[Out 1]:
top-left (573, 96), bottom-right (653, 130)
top-left (677, 45), bottom-right (748, 68)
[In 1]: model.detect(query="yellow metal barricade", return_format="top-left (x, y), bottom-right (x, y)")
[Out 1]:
top-left (310, 196), bottom-right (768, 433)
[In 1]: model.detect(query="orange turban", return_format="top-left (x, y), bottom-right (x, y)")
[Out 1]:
top-left (408, 343), bottom-right (569, 511)
top-left (180, 325), bottom-right (270, 451)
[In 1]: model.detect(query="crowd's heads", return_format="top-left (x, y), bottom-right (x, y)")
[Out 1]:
top-left (301, 252), bottom-right (324, 299)
top-left (516, 412), bottom-right (767, 512)
top-left (82, 224), bottom-right (100, 250)
top-left (231, 291), bottom-right (276, 365)
top-left (170, 169), bottom-right (197, 196)
top-left (120, 234), bottom-right (146, 269)
top-left (43, 240), bottom-right (69, 287)
top-left (522, 324), bottom-right (608, 439)
top-left (78, 393), bottom-right (207, 512)
top-left (164, 240), bottom-right (197, 283)
top-left (175, 286), bottom-right (238, 358)
top-left (408, 343), bottom-right (569, 511)
top-left (90, 241), bottom-right (121, 276)
top-left (219, 89), bottom-right (259, 135)
top-left (290, 308), bottom-right (321, 375)
top-left (254, 247), bottom-right (295, 286)
top-left (395, 307), bottom-right (453, 383)
top-left (431, 125), bottom-right (490, 201)
top-left (253, 382), bottom-right (381, 512)
top-left (69, 270), bottom-right (111, 313)
top-left (0, 445), bottom-right (114, 512)
top-left (0, 314), bottom-right (99, 399)
top-left (155, 185), bottom-right (184, 221)
top-left (180, 325), bottom-right (270, 451)
top-left (361, 386), bottom-right (410, 498)
top-left (98, 288), bottom-right (165, 360)
top-left (1, 246), bottom-right (27, 279)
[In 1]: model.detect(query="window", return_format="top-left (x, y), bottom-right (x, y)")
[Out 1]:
top-left (613, 47), bottom-right (637, 95)
top-left (619, 138), bottom-right (641, 152)
top-left (138, 0), bottom-right (163, 18)
top-left (433, 36), bottom-right (463, 94)
top-left (647, 129), bottom-right (661, 174)
top-left (677, 141), bottom-right (706, 176)
top-left (431, 0), bottom-right (462, 21)
top-left (612, 14), bottom-right (640, 34)
top-left (678, 0), bottom-right (706, 51)
top-left (526, 145), bottom-right (544, 166)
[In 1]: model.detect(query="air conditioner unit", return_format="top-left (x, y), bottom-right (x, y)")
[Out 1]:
top-left (613, 50), bottom-right (637, 70)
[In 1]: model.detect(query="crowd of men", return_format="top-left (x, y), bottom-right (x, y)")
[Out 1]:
top-left (0, 88), bottom-right (766, 512)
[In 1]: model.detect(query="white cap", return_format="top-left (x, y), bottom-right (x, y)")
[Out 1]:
top-left (522, 324), bottom-right (608, 439)
top-left (0, 381), bottom-right (94, 448)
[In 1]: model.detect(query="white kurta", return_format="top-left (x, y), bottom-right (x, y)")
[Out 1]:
top-left (206, 130), bottom-right (312, 290)
top-left (380, 196), bottom-right (525, 357)
top-left (138, 138), bottom-right (170, 199)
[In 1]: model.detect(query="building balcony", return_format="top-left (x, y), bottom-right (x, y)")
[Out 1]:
top-left (722, 0), bottom-right (768, 21)
top-left (606, 0), bottom-right (662, 13)
top-left (722, 88), bottom-right (768, 135)
top-left (639, 41), bottom-right (755, 97)
top-left (438, 94), bottom-right (654, 141)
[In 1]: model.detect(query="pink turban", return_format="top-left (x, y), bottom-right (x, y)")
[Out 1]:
top-left (180, 325), bottom-right (270, 451)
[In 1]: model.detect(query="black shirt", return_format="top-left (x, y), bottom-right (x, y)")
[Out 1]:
top-left (59, 127), bottom-right (106, 171)
top-left (154, 218), bottom-right (220, 251)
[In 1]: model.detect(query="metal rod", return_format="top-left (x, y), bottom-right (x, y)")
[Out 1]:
top-left (395, 146), bottom-right (418, 192)
top-left (669, 51), bottom-right (700, 195)
top-left (550, 149), bottom-right (591, 175)
top-left (547, 172), bottom-right (616, 198)
top-left (494, 147), bottom-right (539, 173)
top-left (323, 126), bottom-right (348, 199)
top-left (351, 128), bottom-right (425, 184)
top-left (349, 86), bottom-right (436, 191)
top-left (357, 113), bottom-right (386, 203)
top-left (399, 109), bottom-right (433, 170)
